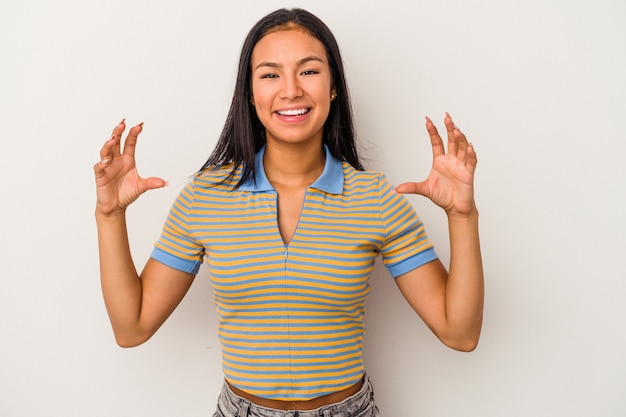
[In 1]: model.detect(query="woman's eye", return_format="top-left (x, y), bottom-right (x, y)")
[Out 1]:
top-left (301, 70), bottom-right (319, 76)
top-left (260, 73), bottom-right (278, 79)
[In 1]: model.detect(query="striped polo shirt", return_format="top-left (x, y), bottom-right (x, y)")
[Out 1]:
top-left (151, 145), bottom-right (437, 400)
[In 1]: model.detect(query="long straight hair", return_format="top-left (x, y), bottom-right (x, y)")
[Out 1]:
top-left (199, 8), bottom-right (363, 187)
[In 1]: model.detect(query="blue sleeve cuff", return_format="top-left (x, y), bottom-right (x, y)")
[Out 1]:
top-left (387, 247), bottom-right (439, 278)
top-left (150, 247), bottom-right (202, 275)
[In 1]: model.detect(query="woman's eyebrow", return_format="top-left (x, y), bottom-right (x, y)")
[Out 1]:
top-left (254, 55), bottom-right (324, 70)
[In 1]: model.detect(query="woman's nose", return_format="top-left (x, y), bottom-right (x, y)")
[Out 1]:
top-left (279, 74), bottom-right (303, 100)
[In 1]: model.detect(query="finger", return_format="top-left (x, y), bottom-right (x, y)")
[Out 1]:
top-left (122, 122), bottom-right (144, 158)
top-left (466, 143), bottom-right (478, 176)
top-left (98, 134), bottom-right (117, 165)
top-left (95, 136), bottom-right (117, 180)
top-left (94, 159), bottom-right (108, 178)
top-left (96, 119), bottom-right (126, 174)
top-left (144, 177), bottom-right (168, 190)
top-left (453, 126), bottom-right (469, 153)
top-left (110, 118), bottom-right (126, 155)
top-left (446, 113), bottom-right (470, 154)
top-left (425, 116), bottom-right (445, 158)
top-left (457, 141), bottom-right (469, 165)
top-left (394, 181), bottom-right (428, 197)
top-left (444, 113), bottom-right (459, 156)
top-left (135, 176), bottom-right (168, 197)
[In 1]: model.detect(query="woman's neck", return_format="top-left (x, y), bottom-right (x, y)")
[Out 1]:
top-left (263, 141), bottom-right (325, 188)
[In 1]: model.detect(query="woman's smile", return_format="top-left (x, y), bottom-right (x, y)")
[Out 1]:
top-left (275, 106), bottom-right (311, 122)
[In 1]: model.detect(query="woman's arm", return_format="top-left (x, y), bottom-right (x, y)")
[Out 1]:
top-left (394, 114), bottom-right (484, 351)
top-left (394, 214), bottom-right (483, 351)
top-left (94, 120), bottom-right (194, 347)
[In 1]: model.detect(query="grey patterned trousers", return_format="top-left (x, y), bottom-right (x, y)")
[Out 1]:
top-left (212, 375), bottom-right (380, 417)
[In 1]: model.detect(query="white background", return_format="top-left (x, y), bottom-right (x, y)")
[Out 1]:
top-left (1, 0), bottom-right (625, 416)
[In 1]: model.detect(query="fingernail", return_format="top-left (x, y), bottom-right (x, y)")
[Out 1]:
top-left (101, 159), bottom-right (109, 165)
top-left (119, 118), bottom-right (126, 125)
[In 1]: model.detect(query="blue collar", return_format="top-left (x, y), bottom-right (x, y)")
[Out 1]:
top-left (239, 145), bottom-right (344, 195)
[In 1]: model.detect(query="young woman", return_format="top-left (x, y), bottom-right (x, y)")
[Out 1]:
top-left (94, 8), bottom-right (483, 417)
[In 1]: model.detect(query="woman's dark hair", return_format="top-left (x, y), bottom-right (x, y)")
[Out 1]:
top-left (199, 8), bottom-right (363, 187)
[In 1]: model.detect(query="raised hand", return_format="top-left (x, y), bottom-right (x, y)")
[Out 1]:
top-left (395, 113), bottom-right (477, 218)
top-left (94, 119), bottom-right (167, 217)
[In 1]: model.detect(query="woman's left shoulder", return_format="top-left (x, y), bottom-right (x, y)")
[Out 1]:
top-left (346, 164), bottom-right (392, 182)
top-left (342, 163), bottom-right (393, 194)
top-left (342, 162), bottom-right (383, 179)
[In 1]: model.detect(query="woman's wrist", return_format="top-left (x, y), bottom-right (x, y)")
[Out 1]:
top-left (95, 206), bottom-right (127, 222)
top-left (446, 206), bottom-right (479, 223)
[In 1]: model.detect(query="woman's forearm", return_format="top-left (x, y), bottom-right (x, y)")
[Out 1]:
top-left (444, 209), bottom-right (484, 350)
top-left (95, 210), bottom-right (145, 346)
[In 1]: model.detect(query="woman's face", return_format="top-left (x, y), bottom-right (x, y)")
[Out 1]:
top-left (250, 28), bottom-right (335, 148)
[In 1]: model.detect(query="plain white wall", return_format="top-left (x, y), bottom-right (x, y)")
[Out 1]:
top-left (1, 0), bottom-right (625, 416)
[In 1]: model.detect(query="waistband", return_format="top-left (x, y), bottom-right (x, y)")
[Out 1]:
top-left (215, 374), bottom-right (376, 417)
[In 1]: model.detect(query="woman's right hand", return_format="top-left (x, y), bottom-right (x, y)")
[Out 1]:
top-left (94, 119), bottom-right (167, 217)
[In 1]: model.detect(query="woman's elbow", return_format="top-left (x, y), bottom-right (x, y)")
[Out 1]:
top-left (445, 336), bottom-right (480, 352)
top-left (439, 329), bottom-right (481, 352)
top-left (113, 329), bottom-right (151, 348)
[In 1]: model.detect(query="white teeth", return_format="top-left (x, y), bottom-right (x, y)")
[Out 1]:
top-left (277, 108), bottom-right (308, 116)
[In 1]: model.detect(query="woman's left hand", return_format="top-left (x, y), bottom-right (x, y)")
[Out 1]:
top-left (395, 113), bottom-right (477, 218)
